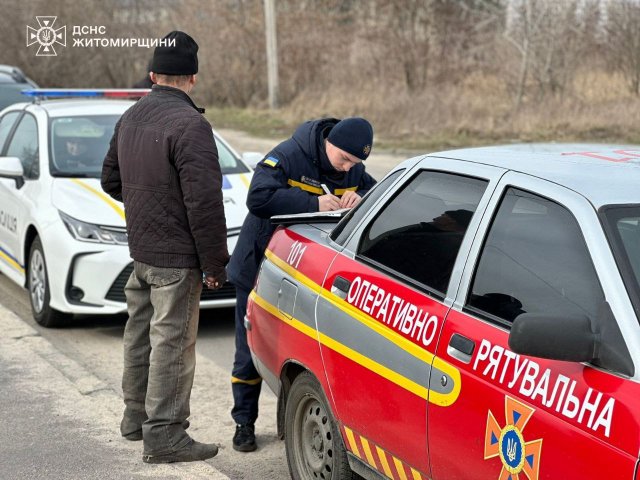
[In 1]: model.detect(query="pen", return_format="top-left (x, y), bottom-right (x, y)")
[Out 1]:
top-left (321, 184), bottom-right (332, 195)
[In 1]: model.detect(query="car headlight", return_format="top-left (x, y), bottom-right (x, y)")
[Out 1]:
top-left (59, 211), bottom-right (128, 245)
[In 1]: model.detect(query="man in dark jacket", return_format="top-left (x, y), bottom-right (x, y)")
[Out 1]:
top-left (101, 31), bottom-right (229, 464)
top-left (227, 117), bottom-right (376, 451)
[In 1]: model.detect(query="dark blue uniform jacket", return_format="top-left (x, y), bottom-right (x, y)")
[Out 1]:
top-left (227, 118), bottom-right (376, 291)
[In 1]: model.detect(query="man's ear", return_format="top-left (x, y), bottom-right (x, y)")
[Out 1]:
top-left (191, 74), bottom-right (198, 87)
top-left (149, 71), bottom-right (158, 83)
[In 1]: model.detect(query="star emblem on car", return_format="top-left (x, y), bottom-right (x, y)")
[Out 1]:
top-left (484, 395), bottom-right (542, 480)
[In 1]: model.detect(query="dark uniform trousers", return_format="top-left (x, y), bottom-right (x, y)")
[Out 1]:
top-left (227, 117), bottom-right (376, 427)
top-left (231, 287), bottom-right (262, 425)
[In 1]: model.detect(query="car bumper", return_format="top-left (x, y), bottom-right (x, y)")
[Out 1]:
top-left (44, 224), bottom-right (238, 315)
top-left (104, 262), bottom-right (237, 310)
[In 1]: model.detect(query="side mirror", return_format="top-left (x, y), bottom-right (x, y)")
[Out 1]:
top-left (242, 152), bottom-right (263, 170)
top-left (0, 156), bottom-right (24, 188)
top-left (508, 313), bottom-right (597, 363)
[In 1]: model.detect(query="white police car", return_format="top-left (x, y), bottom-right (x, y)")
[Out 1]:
top-left (0, 89), bottom-right (257, 327)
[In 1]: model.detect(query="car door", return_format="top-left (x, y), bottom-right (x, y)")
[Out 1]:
top-left (0, 110), bottom-right (27, 279)
top-left (429, 173), bottom-right (640, 480)
top-left (319, 160), bottom-right (504, 479)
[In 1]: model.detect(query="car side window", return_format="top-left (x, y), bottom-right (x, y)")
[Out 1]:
top-left (331, 169), bottom-right (404, 245)
top-left (5, 114), bottom-right (38, 179)
top-left (0, 111), bottom-right (21, 154)
top-left (358, 171), bottom-right (488, 296)
top-left (467, 188), bottom-right (605, 326)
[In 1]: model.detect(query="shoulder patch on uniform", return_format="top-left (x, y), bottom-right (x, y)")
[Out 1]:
top-left (262, 156), bottom-right (280, 168)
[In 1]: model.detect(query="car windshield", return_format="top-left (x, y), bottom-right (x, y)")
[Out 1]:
top-left (602, 205), bottom-right (640, 320)
top-left (49, 115), bottom-right (249, 178)
top-left (50, 115), bottom-right (120, 178)
top-left (216, 135), bottom-right (250, 174)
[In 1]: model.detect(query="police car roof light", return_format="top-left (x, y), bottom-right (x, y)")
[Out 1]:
top-left (21, 89), bottom-right (151, 100)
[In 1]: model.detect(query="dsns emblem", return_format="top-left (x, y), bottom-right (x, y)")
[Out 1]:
top-left (484, 396), bottom-right (542, 480)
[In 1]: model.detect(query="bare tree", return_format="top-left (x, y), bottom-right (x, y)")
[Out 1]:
top-left (606, 0), bottom-right (640, 95)
top-left (503, 0), bottom-right (599, 108)
top-left (362, 0), bottom-right (437, 93)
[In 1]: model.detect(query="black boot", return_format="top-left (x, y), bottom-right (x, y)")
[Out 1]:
top-left (233, 424), bottom-right (257, 452)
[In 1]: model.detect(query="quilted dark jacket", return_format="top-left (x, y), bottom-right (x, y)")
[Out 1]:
top-left (101, 85), bottom-right (229, 279)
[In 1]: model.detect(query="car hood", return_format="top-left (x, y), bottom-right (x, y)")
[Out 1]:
top-left (52, 178), bottom-right (126, 226)
top-left (51, 173), bottom-right (252, 229)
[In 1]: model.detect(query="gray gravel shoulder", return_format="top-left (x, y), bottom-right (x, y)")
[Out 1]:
top-left (0, 304), bottom-right (228, 480)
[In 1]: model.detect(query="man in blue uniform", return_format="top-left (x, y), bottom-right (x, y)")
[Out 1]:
top-left (227, 117), bottom-right (376, 451)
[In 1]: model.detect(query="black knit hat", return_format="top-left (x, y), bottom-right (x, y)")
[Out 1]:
top-left (150, 31), bottom-right (199, 75)
top-left (327, 117), bottom-right (373, 160)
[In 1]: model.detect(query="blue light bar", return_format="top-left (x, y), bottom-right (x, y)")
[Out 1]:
top-left (21, 88), bottom-right (151, 99)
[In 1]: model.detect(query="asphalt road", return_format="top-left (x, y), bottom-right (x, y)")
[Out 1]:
top-left (0, 273), bottom-right (288, 480)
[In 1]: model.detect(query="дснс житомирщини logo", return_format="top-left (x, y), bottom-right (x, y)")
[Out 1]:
top-left (26, 16), bottom-right (66, 56)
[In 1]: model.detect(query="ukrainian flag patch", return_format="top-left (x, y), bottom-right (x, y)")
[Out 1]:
top-left (263, 156), bottom-right (280, 168)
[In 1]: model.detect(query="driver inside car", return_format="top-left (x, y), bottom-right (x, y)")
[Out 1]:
top-left (59, 136), bottom-right (100, 169)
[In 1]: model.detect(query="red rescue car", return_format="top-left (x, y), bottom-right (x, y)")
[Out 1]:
top-left (246, 145), bottom-right (640, 480)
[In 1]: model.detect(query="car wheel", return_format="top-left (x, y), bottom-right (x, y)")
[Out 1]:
top-left (28, 236), bottom-right (71, 328)
top-left (285, 371), bottom-right (357, 480)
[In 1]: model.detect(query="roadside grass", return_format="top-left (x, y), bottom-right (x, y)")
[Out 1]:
top-left (205, 107), bottom-right (293, 138)
top-left (205, 71), bottom-right (640, 153)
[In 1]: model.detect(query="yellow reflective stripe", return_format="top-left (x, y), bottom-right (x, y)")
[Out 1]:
top-left (334, 186), bottom-right (358, 196)
top-left (0, 249), bottom-right (24, 273)
top-left (264, 248), bottom-right (461, 407)
top-left (264, 250), bottom-right (432, 364)
top-left (359, 437), bottom-right (377, 469)
top-left (71, 179), bottom-right (125, 221)
top-left (250, 291), bottom-right (429, 399)
top-left (344, 427), bottom-right (362, 458)
top-left (342, 425), bottom-right (425, 480)
top-left (231, 376), bottom-right (262, 385)
top-left (239, 173), bottom-right (251, 188)
top-left (375, 446), bottom-right (394, 479)
top-left (393, 457), bottom-right (409, 480)
top-left (251, 290), bottom-right (319, 338)
top-left (431, 357), bottom-right (462, 407)
top-left (287, 179), bottom-right (323, 195)
top-left (319, 327), bottom-right (429, 398)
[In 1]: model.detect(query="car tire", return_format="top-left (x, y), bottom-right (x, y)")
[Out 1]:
top-left (28, 236), bottom-right (71, 328)
top-left (285, 371), bottom-right (358, 480)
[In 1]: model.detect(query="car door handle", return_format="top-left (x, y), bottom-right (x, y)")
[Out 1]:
top-left (447, 333), bottom-right (475, 364)
top-left (331, 276), bottom-right (350, 300)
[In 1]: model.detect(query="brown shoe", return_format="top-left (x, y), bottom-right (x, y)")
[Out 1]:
top-left (142, 440), bottom-right (218, 464)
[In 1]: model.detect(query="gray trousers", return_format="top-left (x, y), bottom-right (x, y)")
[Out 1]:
top-left (121, 261), bottom-right (202, 455)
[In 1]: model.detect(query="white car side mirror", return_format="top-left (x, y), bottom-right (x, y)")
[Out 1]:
top-left (242, 152), bottom-right (264, 170)
top-left (0, 156), bottom-right (24, 188)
